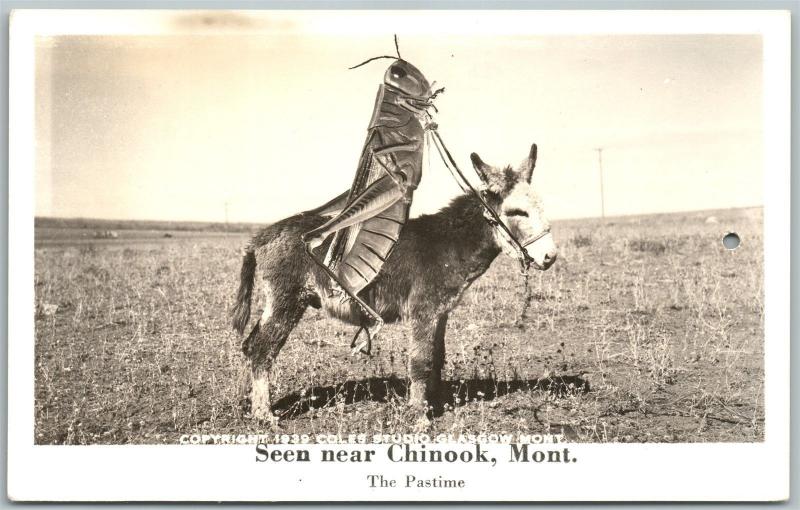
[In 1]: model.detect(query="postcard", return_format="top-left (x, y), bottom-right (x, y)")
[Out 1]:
top-left (7, 9), bottom-right (790, 501)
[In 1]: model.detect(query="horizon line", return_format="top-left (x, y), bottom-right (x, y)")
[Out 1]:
top-left (35, 203), bottom-right (765, 229)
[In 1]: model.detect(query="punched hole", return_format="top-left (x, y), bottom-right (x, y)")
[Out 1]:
top-left (722, 232), bottom-right (741, 250)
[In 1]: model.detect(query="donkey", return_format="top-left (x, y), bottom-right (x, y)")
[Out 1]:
top-left (232, 143), bottom-right (557, 420)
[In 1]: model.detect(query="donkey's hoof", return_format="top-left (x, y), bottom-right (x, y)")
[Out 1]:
top-left (251, 408), bottom-right (280, 427)
top-left (412, 410), bottom-right (432, 433)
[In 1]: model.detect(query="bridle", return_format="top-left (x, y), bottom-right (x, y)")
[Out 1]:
top-left (518, 226), bottom-right (552, 254)
top-left (427, 128), bottom-right (549, 274)
top-left (480, 197), bottom-right (551, 272)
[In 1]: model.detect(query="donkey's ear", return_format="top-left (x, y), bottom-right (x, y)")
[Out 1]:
top-left (470, 152), bottom-right (491, 184)
top-left (523, 143), bottom-right (537, 183)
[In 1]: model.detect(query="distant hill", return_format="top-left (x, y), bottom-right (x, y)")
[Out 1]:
top-left (34, 216), bottom-right (267, 233)
top-left (553, 206), bottom-right (762, 227)
top-left (36, 206), bottom-right (762, 235)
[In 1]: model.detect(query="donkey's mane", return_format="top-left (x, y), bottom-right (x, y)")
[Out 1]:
top-left (411, 192), bottom-right (489, 241)
top-left (424, 193), bottom-right (483, 220)
top-left (441, 192), bottom-right (484, 216)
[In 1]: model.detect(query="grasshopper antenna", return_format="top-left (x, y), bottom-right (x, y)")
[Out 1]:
top-left (394, 34), bottom-right (401, 59)
top-left (348, 35), bottom-right (404, 70)
top-left (348, 55), bottom-right (396, 70)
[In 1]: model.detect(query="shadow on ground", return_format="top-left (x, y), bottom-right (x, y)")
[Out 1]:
top-left (268, 375), bottom-right (589, 418)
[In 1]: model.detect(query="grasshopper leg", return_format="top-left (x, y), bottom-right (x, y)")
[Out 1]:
top-left (302, 143), bottom-right (415, 354)
top-left (301, 175), bottom-right (404, 249)
top-left (303, 243), bottom-right (384, 345)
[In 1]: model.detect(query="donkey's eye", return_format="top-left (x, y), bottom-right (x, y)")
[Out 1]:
top-left (505, 208), bottom-right (529, 218)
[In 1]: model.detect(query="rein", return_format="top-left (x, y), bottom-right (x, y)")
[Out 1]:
top-left (427, 128), bottom-right (545, 274)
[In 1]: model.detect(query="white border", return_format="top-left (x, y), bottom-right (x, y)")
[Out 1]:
top-left (8, 10), bottom-right (790, 501)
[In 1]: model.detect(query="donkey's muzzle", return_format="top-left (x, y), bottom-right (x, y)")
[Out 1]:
top-left (524, 232), bottom-right (557, 271)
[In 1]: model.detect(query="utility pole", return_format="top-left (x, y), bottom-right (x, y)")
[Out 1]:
top-left (594, 148), bottom-right (605, 219)
top-left (224, 201), bottom-right (229, 226)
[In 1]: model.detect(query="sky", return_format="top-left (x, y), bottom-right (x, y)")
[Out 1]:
top-left (35, 13), bottom-right (763, 223)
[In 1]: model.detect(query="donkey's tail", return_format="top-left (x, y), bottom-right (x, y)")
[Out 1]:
top-left (232, 247), bottom-right (257, 335)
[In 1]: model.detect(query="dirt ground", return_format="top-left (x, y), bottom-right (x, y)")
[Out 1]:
top-left (34, 207), bottom-right (764, 444)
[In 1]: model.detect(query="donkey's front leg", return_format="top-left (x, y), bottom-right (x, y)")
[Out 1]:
top-left (408, 314), bottom-right (448, 409)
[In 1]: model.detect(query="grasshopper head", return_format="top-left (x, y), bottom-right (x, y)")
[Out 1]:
top-left (384, 60), bottom-right (431, 98)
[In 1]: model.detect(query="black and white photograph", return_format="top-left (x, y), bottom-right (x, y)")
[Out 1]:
top-left (7, 9), bottom-right (790, 502)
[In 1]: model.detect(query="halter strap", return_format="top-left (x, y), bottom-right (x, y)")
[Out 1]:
top-left (520, 227), bottom-right (551, 249)
top-left (428, 128), bottom-right (537, 273)
top-left (483, 209), bottom-right (550, 253)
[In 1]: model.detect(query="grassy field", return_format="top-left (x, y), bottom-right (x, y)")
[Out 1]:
top-left (34, 207), bottom-right (764, 444)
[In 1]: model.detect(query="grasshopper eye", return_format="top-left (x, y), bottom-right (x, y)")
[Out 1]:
top-left (391, 65), bottom-right (407, 79)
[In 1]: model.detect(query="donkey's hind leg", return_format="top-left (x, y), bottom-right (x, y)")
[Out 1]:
top-left (242, 282), bottom-right (311, 422)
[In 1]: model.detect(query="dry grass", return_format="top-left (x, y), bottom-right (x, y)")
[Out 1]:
top-left (34, 207), bottom-right (764, 444)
